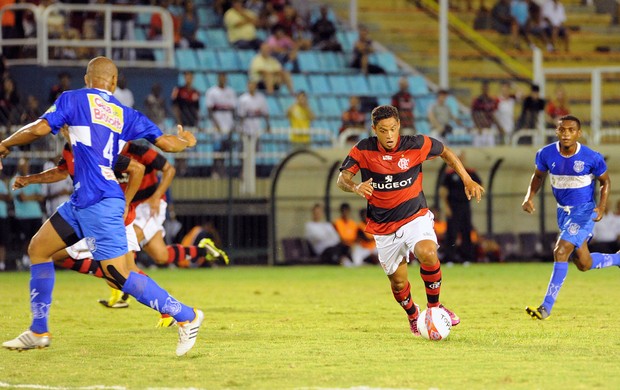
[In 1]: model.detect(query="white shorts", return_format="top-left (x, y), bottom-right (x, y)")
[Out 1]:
top-left (133, 200), bottom-right (167, 244)
top-left (374, 210), bottom-right (438, 276)
top-left (66, 223), bottom-right (140, 260)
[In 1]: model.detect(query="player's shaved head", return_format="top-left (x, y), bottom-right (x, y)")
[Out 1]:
top-left (84, 56), bottom-right (118, 93)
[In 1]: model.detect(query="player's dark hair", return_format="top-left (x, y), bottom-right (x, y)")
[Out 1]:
top-left (559, 114), bottom-right (581, 129)
top-left (371, 105), bottom-right (399, 127)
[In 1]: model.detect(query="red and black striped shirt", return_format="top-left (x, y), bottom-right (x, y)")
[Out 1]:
top-left (339, 135), bottom-right (444, 235)
top-left (119, 142), bottom-right (167, 205)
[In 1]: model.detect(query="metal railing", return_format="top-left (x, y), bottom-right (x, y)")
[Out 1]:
top-left (0, 3), bottom-right (175, 68)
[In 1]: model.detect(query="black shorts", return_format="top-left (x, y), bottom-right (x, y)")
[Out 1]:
top-left (0, 217), bottom-right (9, 246)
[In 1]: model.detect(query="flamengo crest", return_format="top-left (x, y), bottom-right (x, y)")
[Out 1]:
top-left (398, 157), bottom-right (410, 170)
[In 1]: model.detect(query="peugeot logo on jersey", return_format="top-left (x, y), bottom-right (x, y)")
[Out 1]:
top-left (371, 176), bottom-right (413, 190)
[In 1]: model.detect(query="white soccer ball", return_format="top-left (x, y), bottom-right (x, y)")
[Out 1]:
top-left (416, 306), bottom-right (452, 340)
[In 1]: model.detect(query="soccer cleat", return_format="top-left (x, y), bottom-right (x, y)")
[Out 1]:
top-left (408, 303), bottom-right (421, 336)
top-left (198, 238), bottom-right (230, 265)
top-left (98, 289), bottom-right (130, 308)
top-left (2, 330), bottom-right (51, 351)
top-left (526, 305), bottom-right (550, 320)
top-left (176, 309), bottom-right (204, 356)
top-left (156, 314), bottom-right (177, 328)
top-left (438, 304), bottom-right (460, 326)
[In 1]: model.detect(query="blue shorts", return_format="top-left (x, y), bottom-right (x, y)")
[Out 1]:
top-left (557, 202), bottom-right (596, 248)
top-left (57, 198), bottom-right (128, 261)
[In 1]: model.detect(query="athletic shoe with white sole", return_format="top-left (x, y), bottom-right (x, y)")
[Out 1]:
top-left (438, 304), bottom-right (461, 326)
top-left (408, 303), bottom-right (421, 336)
top-left (176, 309), bottom-right (204, 356)
top-left (2, 330), bottom-right (51, 351)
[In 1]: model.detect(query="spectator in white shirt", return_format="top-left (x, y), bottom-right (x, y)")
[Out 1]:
top-left (541, 0), bottom-right (569, 52)
top-left (113, 73), bottom-right (135, 108)
top-left (205, 72), bottom-right (237, 135)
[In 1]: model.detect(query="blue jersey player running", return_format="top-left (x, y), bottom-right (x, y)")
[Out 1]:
top-left (0, 57), bottom-right (203, 356)
top-left (522, 115), bottom-right (620, 320)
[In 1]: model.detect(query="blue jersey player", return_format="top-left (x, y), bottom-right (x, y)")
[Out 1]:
top-left (0, 57), bottom-right (203, 356)
top-left (522, 115), bottom-right (620, 320)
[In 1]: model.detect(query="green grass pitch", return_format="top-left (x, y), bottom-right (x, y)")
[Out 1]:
top-left (1, 263), bottom-right (619, 389)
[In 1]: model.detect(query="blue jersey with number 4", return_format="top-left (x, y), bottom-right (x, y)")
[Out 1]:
top-left (535, 142), bottom-right (607, 207)
top-left (42, 88), bottom-right (163, 208)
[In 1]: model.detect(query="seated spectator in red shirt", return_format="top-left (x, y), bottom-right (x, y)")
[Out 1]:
top-left (340, 96), bottom-right (366, 134)
top-left (391, 77), bottom-right (415, 134)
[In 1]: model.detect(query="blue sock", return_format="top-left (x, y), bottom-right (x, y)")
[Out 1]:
top-left (590, 252), bottom-right (620, 269)
top-left (29, 262), bottom-right (55, 334)
top-left (122, 271), bottom-right (195, 322)
top-left (542, 262), bottom-right (569, 314)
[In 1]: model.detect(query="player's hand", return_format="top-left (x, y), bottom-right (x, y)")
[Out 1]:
top-left (0, 143), bottom-right (10, 160)
top-left (12, 176), bottom-right (30, 190)
top-left (593, 207), bottom-right (604, 222)
top-left (464, 180), bottom-right (485, 202)
top-left (354, 178), bottom-right (373, 199)
top-left (177, 125), bottom-right (197, 148)
top-left (522, 199), bottom-right (535, 214)
top-left (147, 197), bottom-right (160, 217)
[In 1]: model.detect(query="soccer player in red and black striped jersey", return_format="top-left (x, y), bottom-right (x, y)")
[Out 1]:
top-left (337, 105), bottom-right (484, 336)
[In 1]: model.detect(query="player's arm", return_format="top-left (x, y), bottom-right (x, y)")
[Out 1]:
top-left (122, 159), bottom-right (145, 208)
top-left (153, 124), bottom-right (197, 152)
top-left (0, 119), bottom-right (52, 162)
top-left (337, 169), bottom-right (373, 199)
top-left (594, 171), bottom-right (610, 222)
top-left (522, 168), bottom-right (547, 214)
top-left (12, 167), bottom-right (70, 190)
top-left (440, 145), bottom-right (484, 202)
top-left (146, 160), bottom-right (175, 216)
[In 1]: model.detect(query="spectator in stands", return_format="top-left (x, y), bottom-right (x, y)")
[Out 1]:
top-left (541, 0), bottom-right (569, 52)
top-left (41, 155), bottom-right (73, 219)
top-left (590, 199), bottom-right (620, 253)
top-left (494, 80), bottom-right (518, 144)
top-left (149, 0), bottom-right (180, 45)
top-left (245, 0), bottom-right (269, 28)
top-left (350, 26), bottom-right (385, 75)
top-left (206, 72), bottom-right (237, 178)
top-left (0, 76), bottom-right (20, 128)
top-left (179, 0), bottom-right (205, 49)
top-left (238, 80), bottom-right (269, 194)
top-left (391, 77), bottom-right (415, 134)
top-left (224, 0), bottom-right (262, 50)
top-left (353, 208), bottom-right (378, 265)
top-left (272, 5), bottom-right (311, 51)
top-left (516, 83), bottom-right (546, 131)
top-left (305, 203), bottom-right (352, 265)
top-left (287, 91), bottom-right (314, 145)
top-left (11, 157), bottom-right (44, 269)
top-left (249, 43), bottom-right (294, 95)
top-left (439, 151), bottom-right (482, 263)
top-left (340, 96), bottom-right (366, 134)
top-left (333, 202), bottom-right (360, 267)
top-left (473, 3), bottom-right (492, 30)
top-left (428, 89), bottom-right (463, 139)
top-left (20, 95), bottom-right (42, 124)
top-left (0, 53), bottom-right (7, 78)
top-left (144, 83), bottom-right (168, 130)
top-left (545, 84), bottom-right (570, 127)
top-left (0, 172), bottom-right (10, 271)
top-left (113, 73), bottom-right (135, 108)
top-left (491, 0), bottom-right (519, 49)
top-left (310, 5), bottom-right (342, 52)
top-left (471, 80), bottom-right (503, 147)
top-left (511, 0), bottom-right (535, 50)
top-left (171, 71), bottom-right (200, 127)
top-left (111, 0), bottom-right (136, 61)
top-left (266, 25), bottom-right (299, 72)
top-left (48, 71), bottom-right (71, 105)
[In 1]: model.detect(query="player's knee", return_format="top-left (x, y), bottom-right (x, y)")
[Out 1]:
top-left (416, 247), bottom-right (438, 265)
top-left (553, 246), bottom-right (571, 261)
top-left (573, 258), bottom-right (590, 272)
top-left (391, 279), bottom-right (408, 292)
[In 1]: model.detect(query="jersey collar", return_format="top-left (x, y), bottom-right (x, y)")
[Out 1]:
top-left (555, 141), bottom-right (581, 157)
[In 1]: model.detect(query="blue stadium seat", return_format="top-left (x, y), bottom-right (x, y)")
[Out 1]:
top-left (415, 95), bottom-right (434, 118)
top-left (318, 96), bottom-right (342, 118)
top-left (227, 73), bottom-right (248, 93)
top-left (308, 74), bottom-right (331, 95)
top-left (367, 74), bottom-right (392, 96)
top-left (408, 75), bottom-right (429, 95)
top-left (175, 49), bottom-right (199, 71)
top-left (196, 28), bottom-right (208, 45)
top-left (216, 49), bottom-right (242, 71)
top-left (414, 119), bottom-right (431, 135)
top-left (206, 29), bottom-right (230, 48)
top-left (336, 30), bottom-right (358, 52)
top-left (196, 48), bottom-right (220, 72)
top-left (134, 27), bottom-right (146, 41)
top-left (446, 95), bottom-right (460, 117)
top-left (377, 96), bottom-right (391, 106)
top-left (236, 50), bottom-right (255, 70)
top-left (192, 72), bottom-right (208, 93)
top-left (307, 96), bottom-right (321, 114)
top-left (291, 74), bottom-right (310, 93)
top-left (266, 95), bottom-right (283, 116)
top-left (278, 96), bottom-right (295, 113)
top-left (328, 75), bottom-right (349, 95)
top-left (347, 74), bottom-right (370, 96)
top-left (136, 12), bottom-right (152, 26)
top-left (297, 51), bottom-right (322, 73)
top-left (371, 52), bottom-right (399, 73)
top-left (205, 72), bottom-right (218, 87)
